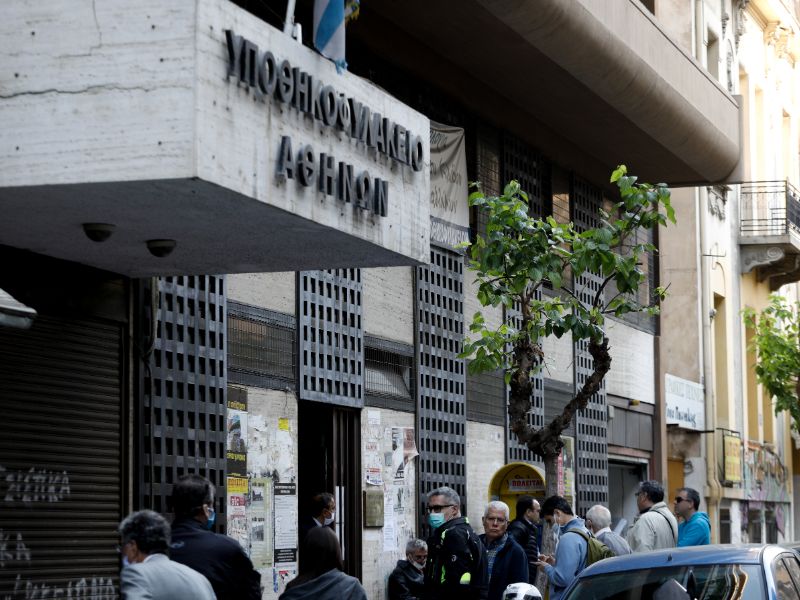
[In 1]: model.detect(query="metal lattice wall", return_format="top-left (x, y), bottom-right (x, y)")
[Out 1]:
top-left (502, 133), bottom-right (546, 465)
top-left (417, 248), bottom-right (467, 531)
top-left (298, 270), bottom-right (364, 408)
top-left (571, 176), bottom-right (609, 514)
top-left (139, 276), bottom-right (228, 522)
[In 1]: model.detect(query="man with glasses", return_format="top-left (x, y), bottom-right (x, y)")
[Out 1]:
top-left (424, 486), bottom-right (488, 600)
top-left (626, 480), bottom-right (678, 553)
top-left (674, 487), bottom-right (710, 547)
top-left (170, 474), bottom-right (262, 600)
top-left (479, 501), bottom-right (528, 600)
top-left (118, 509), bottom-right (215, 600)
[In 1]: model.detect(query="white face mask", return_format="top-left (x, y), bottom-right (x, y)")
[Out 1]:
top-left (324, 511), bottom-right (335, 526)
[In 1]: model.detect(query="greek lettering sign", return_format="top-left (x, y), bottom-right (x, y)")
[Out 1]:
top-left (223, 29), bottom-right (425, 221)
top-left (665, 373), bottom-right (705, 431)
top-left (723, 435), bottom-right (742, 483)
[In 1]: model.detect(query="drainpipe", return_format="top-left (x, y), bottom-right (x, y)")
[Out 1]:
top-left (699, 186), bottom-right (722, 542)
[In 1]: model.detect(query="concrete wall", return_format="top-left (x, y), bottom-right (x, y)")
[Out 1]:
top-left (360, 408), bottom-right (417, 600)
top-left (363, 267), bottom-right (415, 345)
top-left (465, 421), bottom-right (505, 535)
top-left (228, 272), bottom-right (296, 314)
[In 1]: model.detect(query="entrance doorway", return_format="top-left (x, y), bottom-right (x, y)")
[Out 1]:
top-left (298, 401), bottom-right (362, 579)
top-left (608, 460), bottom-right (648, 536)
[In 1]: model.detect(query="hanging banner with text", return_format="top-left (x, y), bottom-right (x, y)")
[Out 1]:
top-left (430, 122), bottom-right (469, 252)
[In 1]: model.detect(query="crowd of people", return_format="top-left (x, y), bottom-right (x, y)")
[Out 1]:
top-left (116, 476), bottom-right (710, 599)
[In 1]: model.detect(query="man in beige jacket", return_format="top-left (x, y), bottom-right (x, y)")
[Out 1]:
top-left (626, 481), bottom-right (678, 553)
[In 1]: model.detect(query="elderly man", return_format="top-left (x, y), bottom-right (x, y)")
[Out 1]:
top-left (507, 496), bottom-right (540, 584)
top-left (119, 510), bottom-right (215, 600)
top-left (585, 505), bottom-right (631, 556)
top-left (626, 480), bottom-right (678, 553)
top-left (480, 501), bottom-right (528, 600)
top-left (389, 539), bottom-right (427, 600)
top-left (424, 486), bottom-right (488, 600)
top-left (674, 487), bottom-right (710, 547)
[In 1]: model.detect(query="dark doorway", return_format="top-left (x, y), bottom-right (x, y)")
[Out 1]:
top-left (298, 401), bottom-right (362, 579)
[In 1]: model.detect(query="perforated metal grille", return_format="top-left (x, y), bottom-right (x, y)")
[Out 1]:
top-left (228, 301), bottom-right (296, 389)
top-left (502, 134), bottom-right (545, 466)
top-left (417, 248), bottom-right (467, 531)
top-left (364, 336), bottom-right (414, 412)
top-left (571, 177), bottom-right (609, 514)
top-left (503, 132), bottom-right (546, 217)
top-left (138, 276), bottom-right (228, 521)
top-left (298, 270), bottom-right (364, 408)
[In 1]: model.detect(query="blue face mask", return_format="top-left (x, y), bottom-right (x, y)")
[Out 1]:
top-left (206, 508), bottom-right (216, 530)
top-left (122, 556), bottom-right (130, 568)
top-left (428, 512), bottom-right (445, 529)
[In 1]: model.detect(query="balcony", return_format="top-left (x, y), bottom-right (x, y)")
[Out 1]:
top-left (740, 181), bottom-right (800, 289)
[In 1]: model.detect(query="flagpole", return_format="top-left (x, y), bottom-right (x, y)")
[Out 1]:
top-left (283, 0), bottom-right (296, 35)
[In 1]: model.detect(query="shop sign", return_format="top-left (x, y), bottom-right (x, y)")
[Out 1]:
top-left (723, 435), bottom-right (742, 483)
top-left (665, 373), bottom-right (705, 431)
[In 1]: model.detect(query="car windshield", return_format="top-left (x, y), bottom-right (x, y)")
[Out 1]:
top-left (564, 564), bottom-right (765, 600)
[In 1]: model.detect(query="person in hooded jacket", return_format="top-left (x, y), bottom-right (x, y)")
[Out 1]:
top-left (279, 526), bottom-right (367, 600)
top-left (674, 487), bottom-right (711, 547)
top-left (388, 539), bottom-right (427, 600)
top-left (535, 496), bottom-right (589, 600)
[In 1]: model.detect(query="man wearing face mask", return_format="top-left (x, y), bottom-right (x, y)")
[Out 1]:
top-left (299, 492), bottom-right (336, 544)
top-left (424, 486), bottom-right (488, 600)
top-left (388, 538), bottom-right (427, 600)
top-left (170, 474), bottom-right (262, 600)
top-left (118, 510), bottom-right (215, 600)
top-left (535, 496), bottom-right (589, 600)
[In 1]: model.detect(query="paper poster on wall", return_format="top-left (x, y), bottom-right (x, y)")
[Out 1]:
top-left (382, 491), bottom-right (397, 552)
top-left (249, 476), bottom-right (274, 569)
top-left (274, 483), bottom-right (298, 564)
top-left (227, 476), bottom-right (249, 551)
top-left (226, 390), bottom-right (248, 477)
top-left (391, 427), bottom-right (418, 482)
top-left (273, 565), bottom-right (298, 595)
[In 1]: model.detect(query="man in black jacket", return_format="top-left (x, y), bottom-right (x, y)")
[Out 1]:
top-left (424, 486), bottom-right (488, 600)
top-left (506, 496), bottom-right (540, 584)
top-left (388, 538), bottom-right (427, 600)
top-left (169, 474), bottom-right (262, 600)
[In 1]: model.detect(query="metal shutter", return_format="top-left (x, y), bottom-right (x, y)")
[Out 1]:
top-left (0, 315), bottom-right (122, 599)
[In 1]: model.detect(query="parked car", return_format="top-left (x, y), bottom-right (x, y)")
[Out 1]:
top-left (561, 544), bottom-right (800, 599)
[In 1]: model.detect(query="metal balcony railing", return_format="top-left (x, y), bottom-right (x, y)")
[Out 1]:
top-left (740, 180), bottom-right (800, 236)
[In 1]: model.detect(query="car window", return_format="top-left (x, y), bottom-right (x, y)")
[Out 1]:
top-left (772, 555), bottom-right (800, 596)
top-left (564, 564), bottom-right (765, 600)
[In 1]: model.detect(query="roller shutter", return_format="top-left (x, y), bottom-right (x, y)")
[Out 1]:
top-left (0, 315), bottom-right (123, 599)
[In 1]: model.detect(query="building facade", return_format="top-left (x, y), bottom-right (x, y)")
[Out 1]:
top-left (0, 0), bottom-right (751, 598)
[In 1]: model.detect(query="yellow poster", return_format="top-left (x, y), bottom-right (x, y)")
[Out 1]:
top-left (724, 435), bottom-right (742, 483)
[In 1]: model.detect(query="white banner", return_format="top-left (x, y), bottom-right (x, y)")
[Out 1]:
top-left (430, 122), bottom-right (469, 251)
top-left (665, 373), bottom-right (705, 431)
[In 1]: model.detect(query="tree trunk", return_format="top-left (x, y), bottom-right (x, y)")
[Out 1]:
top-left (534, 452), bottom-right (560, 594)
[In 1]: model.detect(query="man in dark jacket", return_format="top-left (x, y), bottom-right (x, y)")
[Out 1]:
top-left (388, 538), bottom-right (427, 600)
top-left (169, 474), bottom-right (262, 600)
top-left (480, 501), bottom-right (528, 600)
top-left (424, 486), bottom-right (488, 600)
top-left (506, 496), bottom-right (540, 584)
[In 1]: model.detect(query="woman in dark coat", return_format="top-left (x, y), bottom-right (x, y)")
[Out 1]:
top-left (279, 526), bottom-right (366, 600)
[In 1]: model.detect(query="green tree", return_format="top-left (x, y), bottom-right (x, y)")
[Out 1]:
top-left (460, 165), bottom-right (673, 584)
top-left (743, 295), bottom-right (800, 431)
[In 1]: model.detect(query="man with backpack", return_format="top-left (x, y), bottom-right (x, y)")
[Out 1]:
top-left (536, 496), bottom-right (611, 600)
top-left (424, 486), bottom-right (488, 600)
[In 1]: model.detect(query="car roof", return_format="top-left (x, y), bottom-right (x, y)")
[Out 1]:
top-left (580, 545), bottom-right (787, 576)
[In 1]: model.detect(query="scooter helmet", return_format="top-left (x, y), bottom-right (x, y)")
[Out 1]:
top-left (502, 582), bottom-right (543, 600)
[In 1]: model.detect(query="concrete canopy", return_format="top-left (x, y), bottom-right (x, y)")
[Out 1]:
top-left (355, 0), bottom-right (741, 187)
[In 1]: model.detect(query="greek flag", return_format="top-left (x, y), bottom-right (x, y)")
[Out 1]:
top-left (314, 0), bottom-right (347, 72)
